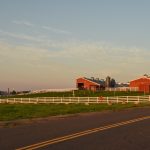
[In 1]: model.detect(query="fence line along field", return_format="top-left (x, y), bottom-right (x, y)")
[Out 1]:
top-left (0, 95), bottom-right (150, 122)
top-left (1, 95), bottom-right (150, 104)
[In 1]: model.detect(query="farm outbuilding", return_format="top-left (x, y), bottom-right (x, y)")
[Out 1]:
top-left (130, 75), bottom-right (150, 93)
top-left (76, 77), bottom-right (105, 91)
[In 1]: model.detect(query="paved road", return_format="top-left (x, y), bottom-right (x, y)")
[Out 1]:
top-left (0, 107), bottom-right (150, 150)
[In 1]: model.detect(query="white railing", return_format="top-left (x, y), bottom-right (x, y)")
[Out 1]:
top-left (105, 87), bottom-right (139, 91)
top-left (31, 88), bottom-right (78, 93)
top-left (0, 96), bottom-right (150, 104)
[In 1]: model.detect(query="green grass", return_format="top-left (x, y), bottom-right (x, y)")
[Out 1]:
top-left (0, 103), bottom-right (150, 121)
top-left (74, 90), bottom-right (147, 97)
top-left (2, 90), bottom-right (148, 99)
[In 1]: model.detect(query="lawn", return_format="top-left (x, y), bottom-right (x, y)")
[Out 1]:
top-left (0, 103), bottom-right (150, 121)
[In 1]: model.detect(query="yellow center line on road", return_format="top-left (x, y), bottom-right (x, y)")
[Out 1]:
top-left (16, 116), bottom-right (150, 150)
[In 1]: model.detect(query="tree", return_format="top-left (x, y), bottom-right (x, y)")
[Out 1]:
top-left (11, 90), bottom-right (17, 95)
top-left (110, 79), bottom-right (116, 87)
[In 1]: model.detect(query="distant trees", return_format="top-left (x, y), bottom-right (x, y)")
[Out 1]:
top-left (110, 78), bottom-right (116, 87)
top-left (11, 90), bottom-right (17, 95)
top-left (143, 74), bottom-right (149, 77)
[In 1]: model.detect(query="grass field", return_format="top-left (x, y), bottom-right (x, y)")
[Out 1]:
top-left (0, 103), bottom-right (150, 121)
top-left (2, 90), bottom-right (147, 99)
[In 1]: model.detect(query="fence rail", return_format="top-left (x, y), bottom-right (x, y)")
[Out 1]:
top-left (0, 96), bottom-right (150, 104)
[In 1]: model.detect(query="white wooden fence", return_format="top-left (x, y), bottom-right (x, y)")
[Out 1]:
top-left (0, 96), bottom-right (150, 104)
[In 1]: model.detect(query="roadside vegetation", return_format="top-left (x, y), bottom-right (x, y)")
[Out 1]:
top-left (1, 90), bottom-right (148, 99)
top-left (0, 103), bottom-right (150, 121)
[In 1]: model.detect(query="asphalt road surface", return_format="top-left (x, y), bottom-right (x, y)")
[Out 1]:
top-left (0, 107), bottom-right (150, 150)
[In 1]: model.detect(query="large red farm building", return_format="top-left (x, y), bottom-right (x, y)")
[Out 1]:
top-left (76, 77), bottom-right (105, 91)
top-left (130, 75), bottom-right (150, 93)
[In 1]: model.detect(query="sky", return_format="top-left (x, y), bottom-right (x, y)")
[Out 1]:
top-left (0, 0), bottom-right (150, 91)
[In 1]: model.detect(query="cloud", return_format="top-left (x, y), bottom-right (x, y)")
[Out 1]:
top-left (0, 30), bottom-right (49, 43)
top-left (12, 20), bottom-right (34, 27)
top-left (0, 41), bottom-right (76, 90)
top-left (42, 26), bottom-right (71, 35)
top-left (0, 30), bottom-right (149, 67)
top-left (12, 20), bottom-right (71, 35)
top-left (0, 34), bottom-right (150, 87)
top-left (45, 40), bottom-right (150, 63)
top-left (39, 41), bottom-right (150, 81)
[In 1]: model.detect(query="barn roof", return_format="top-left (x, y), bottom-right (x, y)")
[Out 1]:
top-left (83, 77), bottom-right (105, 85)
top-left (130, 75), bottom-right (150, 82)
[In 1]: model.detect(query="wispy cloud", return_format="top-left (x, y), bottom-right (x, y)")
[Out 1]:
top-left (0, 38), bottom-right (150, 91)
top-left (42, 26), bottom-right (71, 35)
top-left (0, 41), bottom-right (75, 90)
top-left (0, 28), bottom-right (149, 83)
top-left (12, 20), bottom-right (71, 35)
top-left (1, 29), bottom-right (149, 66)
top-left (12, 20), bottom-right (34, 27)
top-left (40, 41), bottom-right (150, 80)
top-left (0, 30), bottom-right (48, 43)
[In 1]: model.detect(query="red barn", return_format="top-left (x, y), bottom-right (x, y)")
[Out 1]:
top-left (76, 77), bottom-right (105, 91)
top-left (130, 76), bottom-right (150, 93)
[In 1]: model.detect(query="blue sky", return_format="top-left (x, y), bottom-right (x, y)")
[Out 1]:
top-left (0, 0), bottom-right (150, 90)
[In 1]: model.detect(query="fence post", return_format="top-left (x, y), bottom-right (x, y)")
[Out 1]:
top-left (149, 96), bottom-right (150, 102)
top-left (78, 97), bottom-right (80, 103)
top-left (61, 97), bottom-right (63, 103)
top-left (97, 97), bottom-right (99, 103)
top-left (88, 97), bottom-right (90, 104)
top-left (127, 96), bottom-right (128, 103)
top-left (117, 97), bottom-right (119, 103)
top-left (107, 97), bottom-right (109, 104)
top-left (21, 98), bottom-right (22, 103)
top-left (138, 96), bottom-right (140, 103)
